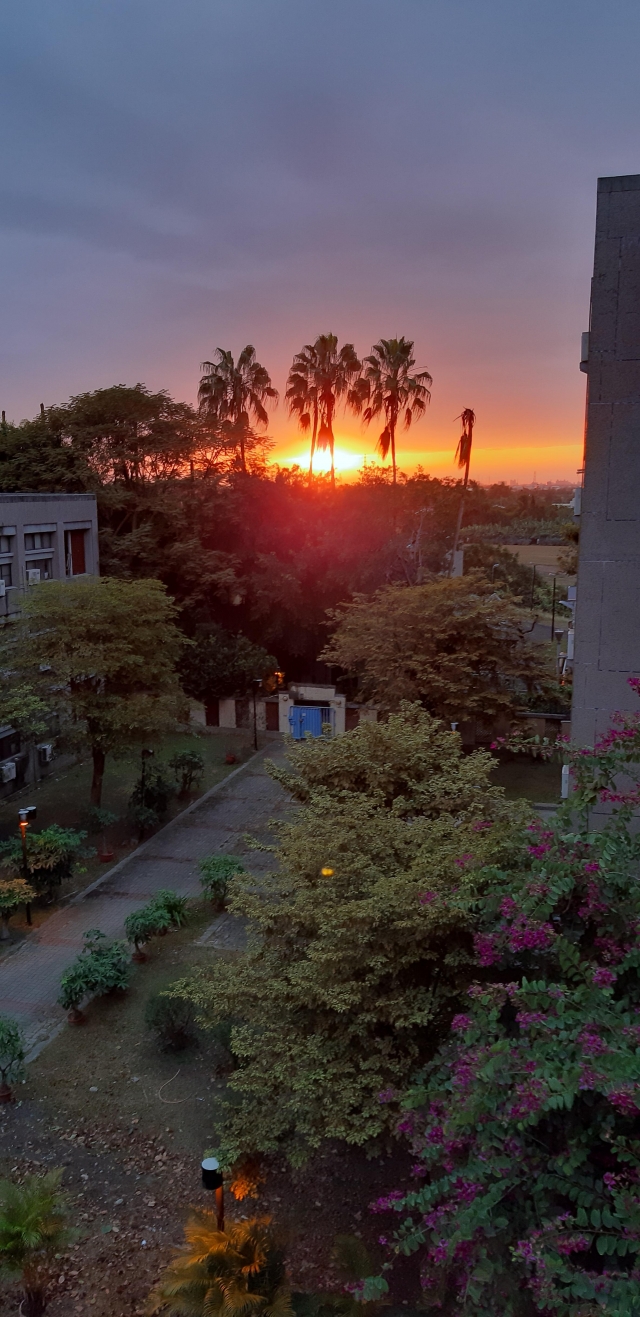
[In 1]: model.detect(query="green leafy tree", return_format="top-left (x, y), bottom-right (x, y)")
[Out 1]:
top-left (285, 334), bottom-right (363, 485)
top-left (0, 411), bottom-right (93, 493)
top-left (45, 384), bottom-right (197, 488)
top-left (0, 1170), bottom-right (74, 1316)
top-left (321, 573), bottom-right (553, 721)
top-left (0, 879), bottom-right (35, 940)
top-left (124, 905), bottom-right (168, 960)
top-left (0, 826), bottom-right (86, 903)
top-left (0, 1016), bottom-right (26, 1100)
top-left (357, 337), bottom-right (432, 485)
top-left (178, 705), bottom-right (526, 1164)
top-left (198, 347), bottom-right (278, 475)
top-left (148, 1213), bottom-right (292, 1317)
top-left (180, 626), bottom-right (277, 704)
top-left (2, 577), bottom-right (185, 805)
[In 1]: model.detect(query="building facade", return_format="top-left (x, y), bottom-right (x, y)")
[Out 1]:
top-left (0, 492), bottom-right (99, 616)
top-left (572, 175), bottom-right (640, 751)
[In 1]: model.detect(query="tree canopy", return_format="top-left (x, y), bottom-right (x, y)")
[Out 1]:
top-left (1, 577), bottom-right (184, 804)
top-left (321, 573), bottom-right (553, 720)
top-left (180, 626), bottom-right (277, 703)
top-left (179, 704), bottom-right (527, 1165)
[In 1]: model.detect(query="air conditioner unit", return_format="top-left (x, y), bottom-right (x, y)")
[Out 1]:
top-left (27, 569), bottom-right (41, 585)
top-left (1, 760), bottom-right (16, 784)
top-left (37, 743), bottom-right (54, 765)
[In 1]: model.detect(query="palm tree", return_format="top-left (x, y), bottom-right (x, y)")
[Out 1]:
top-left (286, 334), bottom-right (362, 486)
top-left (148, 1213), bottom-right (292, 1317)
top-left (451, 407), bottom-right (476, 565)
top-left (285, 345), bottom-right (320, 481)
top-left (198, 347), bottom-right (278, 474)
top-left (358, 337), bottom-right (432, 485)
top-left (0, 1171), bottom-right (74, 1316)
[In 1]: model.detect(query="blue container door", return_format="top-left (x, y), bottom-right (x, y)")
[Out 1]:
top-left (288, 706), bottom-right (324, 739)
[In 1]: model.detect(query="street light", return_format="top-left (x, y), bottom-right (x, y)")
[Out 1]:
top-left (201, 1155), bottom-right (224, 1230)
top-left (18, 806), bottom-right (36, 926)
top-left (491, 562), bottom-right (501, 583)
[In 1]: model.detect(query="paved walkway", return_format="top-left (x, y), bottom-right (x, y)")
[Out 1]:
top-left (0, 743), bottom-right (290, 1057)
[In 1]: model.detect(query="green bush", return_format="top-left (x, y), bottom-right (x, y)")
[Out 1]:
top-left (58, 929), bottom-right (129, 1013)
top-left (169, 749), bottom-right (205, 797)
top-left (128, 762), bottom-right (173, 831)
top-left (0, 1017), bottom-right (25, 1096)
top-left (151, 889), bottom-right (189, 927)
top-left (124, 905), bottom-right (167, 954)
top-left (145, 991), bottom-right (197, 1051)
top-left (0, 1169), bottom-right (74, 1316)
top-left (198, 855), bottom-right (245, 909)
top-left (0, 825), bottom-right (88, 900)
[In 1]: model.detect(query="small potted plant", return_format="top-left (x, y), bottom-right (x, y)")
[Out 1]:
top-left (0, 1015), bottom-right (25, 1103)
top-left (88, 806), bottom-right (119, 863)
top-left (124, 905), bottom-right (166, 962)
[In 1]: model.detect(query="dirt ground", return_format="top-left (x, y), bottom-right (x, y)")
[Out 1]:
top-left (0, 906), bottom-right (413, 1316)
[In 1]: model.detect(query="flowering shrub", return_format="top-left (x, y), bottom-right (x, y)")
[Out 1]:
top-left (365, 686), bottom-right (640, 1315)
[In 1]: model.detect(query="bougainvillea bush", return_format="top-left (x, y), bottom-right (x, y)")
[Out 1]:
top-left (366, 688), bottom-right (640, 1316)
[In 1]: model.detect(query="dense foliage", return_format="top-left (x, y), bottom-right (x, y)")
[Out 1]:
top-left (180, 705), bottom-right (527, 1165)
top-left (1, 576), bottom-right (185, 805)
top-left (322, 574), bottom-right (553, 719)
top-left (0, 1170), bottom-right (74, 1317)
top-left (0, 825), bottom-right (87, 900)
top-left (0, 1016), bottom-right (25, 1096)
top-left (0, 878), bottom-right (35, 939)
top-left (58, 929), bottom-right (129, 1013)
top-left (180, 626), bottom-right (277, 703)
top-left (364, 688), bottom-right (640, 1316)
top-left (198, 854), bottom-right (246, 908)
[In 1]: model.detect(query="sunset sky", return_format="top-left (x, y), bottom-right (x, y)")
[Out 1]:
top-left (2, 2), bottom-right (640, 483)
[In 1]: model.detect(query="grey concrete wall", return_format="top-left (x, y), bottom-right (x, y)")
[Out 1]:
top-left (572, 175), bottom-right (640, 747)
top-left (0, 492), bottom-right (99, 616)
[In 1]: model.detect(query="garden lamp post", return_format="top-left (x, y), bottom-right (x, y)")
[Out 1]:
top-left (491, 562), bottom-right (501, 583)
top-left (18, 806), bottom-right (36, 926)
top-left (252, 679), bottom-right (262, 753)
top-left (202, 1155), bottom-right (224, 1230)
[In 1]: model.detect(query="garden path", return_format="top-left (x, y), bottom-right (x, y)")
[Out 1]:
top-left (0, 741), bottom-right (289, 1057)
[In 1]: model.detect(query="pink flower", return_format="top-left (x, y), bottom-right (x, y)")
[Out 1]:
top-left (451, 1013), bottom-right (473, 1032)
top-left (378, 1088), bottom-right (396, 1104)
top-left (472, 820), bottom-right (493, 832)
top-left (584, 862), bottom-right (600, 874)
top-left (592, 967), bottom-right (616, 988)
top-left (419, 890), bottom-right (436, 905)
top-left (609, 1089), bottom-right (639, 1115)
top-left (474, 933), bottom-right (498, 967)
top-left (455, 853), bottom-right (473, 868)
top-left (507, 918), bottom-right (555, 953)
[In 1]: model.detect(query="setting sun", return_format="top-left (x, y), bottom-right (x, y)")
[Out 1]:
top-left (277, 444), bottom-right (367, 475)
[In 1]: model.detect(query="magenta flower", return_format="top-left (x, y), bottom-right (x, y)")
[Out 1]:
top-left (474, 933), bottom-right (498, 966)
top-left (454, 853), bottom-right (473, 868)
top-left (592, 966), bottom-right (617, 988)
top-left (419, 890), bottom-right (436, 905)
top-left (472, 820), bottom-right (493, 832)
top-left (609, 1089), bottom-right (639, 1115)
top-left (451, 1013), bottom-right (473, 1032)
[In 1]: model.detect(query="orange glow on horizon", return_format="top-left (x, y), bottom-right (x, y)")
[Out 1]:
top-left (271, 434), bottom-right (583, 485)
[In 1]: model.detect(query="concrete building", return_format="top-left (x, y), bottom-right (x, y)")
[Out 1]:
top-left (0, 491), bottom-right (99, 617)
top-left (0, 492), bottom-right (99, 796)
top-left (572, 174), bottom-right (640, 749)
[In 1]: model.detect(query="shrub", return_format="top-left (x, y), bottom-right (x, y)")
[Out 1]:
top-left (170, 749), bottom-right (205, 797)
top-left (177, 705), bottom-right (527, 1164)
top-left (124, 905), bottom-right (167, 957)
top-left (151, 888), bottom-right (189, 927)
top-left (145, 991), bottom-right (197, 1051)
top-left (364, 686), bottom-right (640, 1316)
top-left (0, 825), bottom-right (87, 901)
top-left (0, 1169), bottom-right (74, 1316)
top-left (128, 762), bottom-right (173, 831)
top-left (58, 929), bottom-right (129, 1016)
top-left (0, 878), bottom-right (36, 940)
top-left (148, 1214), bottom-right (291, 1316)
top-left (0, 1016), bottom-right (25, 1099)
top-left (198, 855), bottom-right (245, 909)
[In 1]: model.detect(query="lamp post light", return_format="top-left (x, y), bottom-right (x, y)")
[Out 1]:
top-left (18, 806), bottom-right (36, 926)
top-left (491, 562), bottom-right (501, 584)
top-left (201, 1155), bottom-right (224, 1230)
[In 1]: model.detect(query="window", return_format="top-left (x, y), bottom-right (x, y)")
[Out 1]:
top-left (0, 731), bottom-right (20, 760)
top-left (26, 560), bottom-right (53, 582)
top-left (0, 564), bottom-right (12, 588)
top-left (0, 536), bottom-right (13, 554)
top-left (25, 532), bottom-right (53, 551)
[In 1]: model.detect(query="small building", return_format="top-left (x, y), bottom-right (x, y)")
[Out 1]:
top-left (197, 683), bottom-right (378, 738)
top-left (0, 491), bottom-right (99, 616)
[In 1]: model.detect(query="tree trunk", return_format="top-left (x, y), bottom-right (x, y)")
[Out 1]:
top-left (90, 747), bottom-right (106, 807)
top-left (0, 913), bottom-right (10, 941)
top-left (23, 1285), bottom-right (46, 1317)
top-left (308, 404), bottom-right (318, 483)
top-left (390, 419), bottom-right (397, 485)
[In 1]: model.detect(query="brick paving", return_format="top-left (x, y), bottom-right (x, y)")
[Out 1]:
top-left (0, 743), bottom-right (289, 1056)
